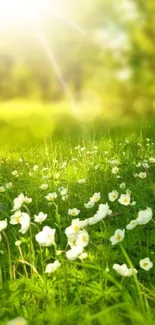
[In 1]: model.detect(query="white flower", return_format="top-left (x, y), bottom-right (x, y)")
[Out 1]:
top-left (68, 208), bottom-right (80, 217)
top-left (40, 184), bottom-right (48, 190)
top-left (35, 226), bottom-right (56, 247)
top-left (24, 196), bottom-right (32, 204)
top-left (58, 186), bottom-right (68, 196)
top-left (62, 195), bottom-right (68, 201)
top-left (6, 182), bottom-right (13, 189)
top-left (33, 165), bottom-right (39, 171)
top-left (108, 209), bottom-right (113, 216)
top-left (112, 166), bottom-right (119, 174)
top-left (10, 210), bottom-right (22, 225)
top-left (75, 230), bottom-right (89, 248)
top-left (78, 252), bottom-right (88, 260)
top-left (136, 162), bottom-right (141, 168)
top-left (108, 190), bottom-right (119, 202)
top-left (15, 240), bottom-right (22, 246)
top-left (67, 233), bottom-right (79, 247)
top-left (142, 162), bottom-right (149, 169)
top-left (87, 203), bottom-right (110, 225)
top-left (45, 260), bottom-right (61, 273)
top-left (120, 182), bottom-right (126, 189)
top-left (0, 186), bottom-right (5, 192)
top-left (45, 192), bottom-right (57, 201)
top-left (65, 219), bottom-right (88, 236)
top-left (110, 229), bottom-right (125, 245)
top-left (84, 201), bottom-right (95, 209)
top-left (34, 212), bottom-right (47, 223)
top-left (139, 257), bottom-right (153, 271)
top-left (7, 317), bottom-right (27, 325)
top-left (12, 193), bottom-right (32, 211)
top-left (61, 161), bottom-right (67, 169)
top-left (113, 263), bottom-right (137, 277)
top-left (12, 193), bottom-right (25, 211)
top-left (19, 213), bottom-right (30, 234)
top-left (66, 246), bottom-right (83, 261)
top-left (109, 159), bottom-right (119, 165)
top-left (126, 219), bottom-right (137, 230)
top-left (42, 175), bottom-right (49, 180)
top-left (77, 178), bottom-right (86, 184)
top-left (149, 157), bottom-right (155, 163)
top-left (136, 207), bottom-right (152, 225)
top-left (130, 201), bottom-right (136, 206)
top-left (138, 172), bottom-right (147, 179)
top-left (12, 170), bottom-right (18, 176)
top-left (0, 219), bottom-right (7, 232)
top-left (118, 194), bottom-right (130, 206)
top-left (90, 192), bottom-right (101, 203)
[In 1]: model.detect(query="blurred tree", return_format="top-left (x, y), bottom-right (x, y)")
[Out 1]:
top-left (0, 0), bottom-right (155, 117)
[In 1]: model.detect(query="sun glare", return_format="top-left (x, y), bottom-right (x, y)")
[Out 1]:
top-left (0, 0), bottom-right (65, 27)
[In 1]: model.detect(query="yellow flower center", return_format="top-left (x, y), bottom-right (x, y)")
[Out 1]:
top-left (73, 225), bottom-right (79, 232)
top-left (143, 262), bottom-right (148, 267)
top-left (116, 234), bottom-right (121, 241)
top-left (82, 235), bottom-right (87, 242)
top-left (71, 240), bottom-right (76, 246)
top-left (15, 217), bottom-right (20, 223)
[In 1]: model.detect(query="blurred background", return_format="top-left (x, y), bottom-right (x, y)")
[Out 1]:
top-left (0, 0), bottom-right (155, 142)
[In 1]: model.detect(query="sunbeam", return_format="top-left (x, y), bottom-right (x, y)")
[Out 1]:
top-left (34, 23), bottom-right (75, 108)
top-left (54, 14), bottom-right (105, 50)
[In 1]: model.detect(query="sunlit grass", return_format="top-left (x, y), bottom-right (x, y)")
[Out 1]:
top-left (0, 125), bottom-right (155, 324)
top-left (0, 100), bottom-right (151, 146)
top-left (0, 100), bottom-right (110, 145)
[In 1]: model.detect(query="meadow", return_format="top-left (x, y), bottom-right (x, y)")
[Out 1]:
top-left (0, 118), bottom-right (155, 325)
top-left (0, 0), bottom-right (155, 323)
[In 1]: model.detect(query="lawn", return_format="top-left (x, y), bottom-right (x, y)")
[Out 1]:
top-left (0, 122), bottom-right (155, 325)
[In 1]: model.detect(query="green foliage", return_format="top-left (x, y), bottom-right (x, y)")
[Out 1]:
top-left (0, 123), bottom-right (155, 324)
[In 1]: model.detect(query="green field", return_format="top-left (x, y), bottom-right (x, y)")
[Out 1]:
top-left (0, 121), bottom-right (155, 325)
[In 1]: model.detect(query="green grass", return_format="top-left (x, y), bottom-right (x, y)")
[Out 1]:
top-left (0, 126), bottom-right (155, 324)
